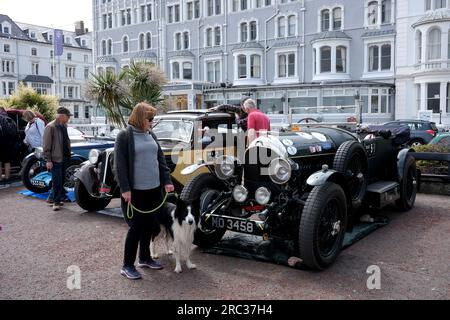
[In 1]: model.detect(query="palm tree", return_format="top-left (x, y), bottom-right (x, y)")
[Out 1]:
top-left (86, 62), bottom-right (167, 127)
top-left (86, 71), bottom-right (128, 128)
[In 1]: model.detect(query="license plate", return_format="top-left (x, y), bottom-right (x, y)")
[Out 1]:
top-left (207, 215), bottom-right (263, 235)
top-left (31, 180), bottom-right (46, 187)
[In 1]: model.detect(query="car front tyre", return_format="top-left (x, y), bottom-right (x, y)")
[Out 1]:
top-left (299, 182), bottom-right (348, 270)
top-left (74, 179), bottom-right (111, 212)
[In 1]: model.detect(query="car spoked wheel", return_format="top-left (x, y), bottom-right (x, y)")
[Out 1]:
top-left (318, 199), bottom-right (342, 258)
top-left (333, 140), bottom-right (368, 211)
top-left (299, 182), bottom-right (347, 270)
top-left (396, 155), bottom-right (417, 211)
top-left (63, 165), bottom-right (80, 190)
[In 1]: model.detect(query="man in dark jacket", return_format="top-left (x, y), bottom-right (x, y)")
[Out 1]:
top-left (43, 107), bottom-right (72, 211)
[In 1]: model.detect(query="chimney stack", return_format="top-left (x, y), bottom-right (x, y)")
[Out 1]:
top-left (75, 21), bottom-right (85, 36)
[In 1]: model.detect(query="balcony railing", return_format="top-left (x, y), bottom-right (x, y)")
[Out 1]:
top-left (414, 59), bottom-right (450, 72)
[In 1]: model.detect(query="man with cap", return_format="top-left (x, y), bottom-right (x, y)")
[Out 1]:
top-left (43, 107), bottom-right (72, 211)
top-left (209, 96), bottom-right (250, 131)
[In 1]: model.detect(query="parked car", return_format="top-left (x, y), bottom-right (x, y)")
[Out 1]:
top-left (383, 120), bottom-right (438, 146)
top-left (179, 124), bottom-right (418, 270)
top-left (21, 141), bottom-right (114, 194)
top-left (429, 132), bottom-right (450, 148)
top-left (74, 110), bottom-right (239, 211)
top-left (68, 127), bottom-right (87, 143)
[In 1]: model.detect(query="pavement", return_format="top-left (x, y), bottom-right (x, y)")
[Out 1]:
top-left (0, 184), bottom-right (449, 300)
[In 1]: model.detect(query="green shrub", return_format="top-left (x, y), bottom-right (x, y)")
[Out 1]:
top-left (414, 144), bottom-right (450, 174)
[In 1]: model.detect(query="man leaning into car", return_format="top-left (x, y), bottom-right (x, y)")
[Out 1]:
top-left (43, 107), bottom-right (72, 211)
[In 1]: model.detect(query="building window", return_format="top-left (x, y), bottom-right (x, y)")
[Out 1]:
top-left (107, 39), bottom-right (112, 55)
top-left (336, 46), bottom-right (347, 73)
top-left (333, 8), bottom-right (342, 29)
top-left (250, 21), bottom-right (257, 40)
top-left (427, 83), bottom-right (440, 113)
top-left (187, 2), bottom-right (194, 20)
top-left (368, 44), bottom-right (391, 71)
top-left (175, 33), bottom-right (182, 50)
top-left (102, 40), bottom-right (106, 55)
top-left (250, 55), bottom-right (261, 78)
top-left (321, 9), bottom-right (330, 32)
top-left (238, 54), bottom-right (246, 78)
top-left (215, 0), bottom-right (221, 14)
top-left (183, 62), bottom-right (192, 79)
top-left (206, 28), bottom-right (212, 47)
top-left (108, 13), bottom-right (112, 28)
top-left (435, 0), bottom-right (447, 9)
top-left (84, 55), bottom-right (88, 63)
top-left (85, 106), bottom-right (90, 119)
top-left (67, 53), bottom-right (72, 61)
top-left (320, 46), bottom-right (331, 73)
top-left (381, 0), bottom-right (391, 23)
top-left (74, 105), bottom-right (79, 118)
top-left (66, 66), bottom-right (76, 78)
top-left (428, 28), bottom-right (441, 60)
top-left (2, 60), bottom-right (14, 73)
top-left (4, 44), bottom-right (10, 53)
top-left (208, 0), bottom-right (214, 16)
top-left (277, 53), bottom-right (295, 78)
top-left (206, 60), bottom-right (221, 82)
top-left (367, 1), bottom-right (378, 26)
top-left (123, 36), bottom-right (129, 53)
top-left (278, 17), bottom-right (286, 38)
top-left (183, 32), bottom-right (190, 49)
top-left (168, 4), bottom-right (180, 23)
top-left (215, 27), bottom-right (221, 46)
top-left (32, 63), bottom-right (39, 75)
top-left (172, 62), bottom-right (180, 79)
top-left (31, 48), bottom-right (37, 56)
top-left (425, 0), bottom-right (432, 10)
top-left (146, 33), bottom-right (152, 49)
top-left (139, 33), bottom-right (145, 50)
top-left (288, 15), bottom-right (296, 36)
top-left (240, 23), bottom-right (248, 42)
top-left (416, 31), bottom-right (422, 63)
top-left (84, 67), bottom-right (89, 79)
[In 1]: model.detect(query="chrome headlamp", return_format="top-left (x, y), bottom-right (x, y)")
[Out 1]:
top-left (214, 155), bottom-right (235, 180)
top-left (233, 185), bottom-right (248, 203)
top-left (268, 158), bottom-right (292, 184)
top-left (88, 149), bottom-right (101, 165)
top-left (34, 147), bottom-right (44, 159)
top-left (255, 187), bottom-right (271, 205)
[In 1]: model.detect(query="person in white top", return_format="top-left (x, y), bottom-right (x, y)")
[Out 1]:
top-left (22, 110), bottom-right (45, 151)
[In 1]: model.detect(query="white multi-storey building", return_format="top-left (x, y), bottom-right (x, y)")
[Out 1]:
top-left (0, 15), bottom-right (95, 124)
top-left (396, 0), bottom-right (450, 126)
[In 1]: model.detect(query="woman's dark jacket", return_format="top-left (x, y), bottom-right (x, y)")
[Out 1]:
top-left (113, 126), bottom-right (172, 193)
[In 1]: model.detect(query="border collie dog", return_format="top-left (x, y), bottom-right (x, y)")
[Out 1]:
top-left (150, 200), bottom-right (198, 273)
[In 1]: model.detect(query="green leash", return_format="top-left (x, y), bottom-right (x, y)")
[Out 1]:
top-left (126, 191), bottom-right (169, 219)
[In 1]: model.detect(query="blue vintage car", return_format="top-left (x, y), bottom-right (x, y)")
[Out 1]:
top-left (21, 141), bottom-right (114, 193)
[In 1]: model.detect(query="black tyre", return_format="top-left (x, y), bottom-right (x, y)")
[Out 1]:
top-left (395, 155), bottom-right (418, 211)
top-left (21, 157), bottom-right (50, 193)
top-left (333, 140), bottom-right (368, 211)
top-left (180, 173), bottom-right (226, 248)
top-left (299, 182), bottom-right (347, 270)
top-left (75, 179), bottom-right (111, 212)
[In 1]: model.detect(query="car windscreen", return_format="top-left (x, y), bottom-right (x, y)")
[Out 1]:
top-left (152, 119), bottom-right (193, 143)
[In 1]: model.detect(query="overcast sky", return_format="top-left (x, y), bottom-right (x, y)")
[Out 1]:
top-left (1, 0), bottom-right (93, 31)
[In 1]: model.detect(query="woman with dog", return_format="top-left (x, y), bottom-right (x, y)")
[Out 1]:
top-left (114, 102), bottom-right (175, 280)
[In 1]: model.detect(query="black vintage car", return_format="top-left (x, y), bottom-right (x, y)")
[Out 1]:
top-left (179, 124), bottom-right (418, 270)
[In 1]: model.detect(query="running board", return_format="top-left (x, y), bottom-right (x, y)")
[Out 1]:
top-left (366, 181), bottom-right (400, 209)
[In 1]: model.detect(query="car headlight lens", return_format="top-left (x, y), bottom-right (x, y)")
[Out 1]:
top-left (214, 155), bottom-right (235, 180)
top-left (255, 187), bottom-right (271, 205)
top-left (268, 158), bottom-right (292, 184)
top-left (233, 185), bottom-right (248, 203)
top-left (34, 147), bottom-right (43, 159)
top-left (88, 149), bottom-right (100, 165)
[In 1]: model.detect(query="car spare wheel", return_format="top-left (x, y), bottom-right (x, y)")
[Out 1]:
top-left (395, 155), bottom-right (417, 211)
top-left (333, 140), bottom-right (368, 211)
top-left (299, 182), bottom-right (347, 270)
top-left (180, 173), bottom-right (226, 248)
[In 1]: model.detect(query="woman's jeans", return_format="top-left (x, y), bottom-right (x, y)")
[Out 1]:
top-left (121, 187), bottom-right (163, 268)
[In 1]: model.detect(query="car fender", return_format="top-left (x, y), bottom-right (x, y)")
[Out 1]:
top-left (20, 153), bottom-right (39, 174)
top-left (70, 154), bottom-right (88, 164)
top-left (307, 169), bottom-right (351, 206)
top-left (397, 148), bottom-right (414, 181)
top-left (74, 161), bottom-right (98, 195)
